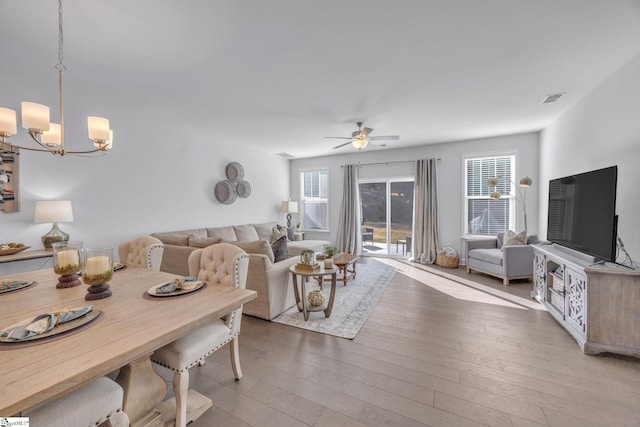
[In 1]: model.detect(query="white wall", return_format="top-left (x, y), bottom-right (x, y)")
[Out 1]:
top-left (540, 52), bottom-right (640, 262)
top-left (0, 116), bottom-right (290, 257)
top-left (289, 132), bottom-right (539, 257)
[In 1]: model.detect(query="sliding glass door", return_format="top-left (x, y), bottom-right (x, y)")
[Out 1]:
top-left (360, 179), bottom-right (414, 257)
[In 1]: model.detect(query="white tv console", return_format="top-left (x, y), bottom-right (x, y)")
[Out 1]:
top-left (532, 244), bottom-right (640, 358)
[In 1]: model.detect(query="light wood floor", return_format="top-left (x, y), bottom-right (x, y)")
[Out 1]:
top-left (156, 258), bottom-right (640, 427)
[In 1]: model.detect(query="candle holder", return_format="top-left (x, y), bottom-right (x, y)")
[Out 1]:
top-left (52, 241), bottom-right (84, 288)
top-left (81, 248), bottom-right (114, 300)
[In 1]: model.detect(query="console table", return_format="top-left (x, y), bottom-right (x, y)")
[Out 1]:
top-left (532, 244), bottom-right (640, 358)
top-left (0, 249), bottom-right (53, 276)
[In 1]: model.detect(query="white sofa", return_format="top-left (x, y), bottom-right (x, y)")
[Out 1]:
top-left (151, 222), bottom-right (329, 320)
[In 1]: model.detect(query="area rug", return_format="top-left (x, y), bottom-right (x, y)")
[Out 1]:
top-left (272, 260), bottom-right (397, 339)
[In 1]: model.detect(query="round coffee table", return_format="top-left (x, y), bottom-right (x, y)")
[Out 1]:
top-left (289, 264), bottom-right (338, 321)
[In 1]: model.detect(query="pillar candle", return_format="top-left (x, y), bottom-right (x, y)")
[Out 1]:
top-left (85, 256), bottom-right (110, 275)
top-left (57, 249), bottom-right (79, 268)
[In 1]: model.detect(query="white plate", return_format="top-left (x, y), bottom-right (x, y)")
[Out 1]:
top-left (147, 281), bottom-right (205, 297)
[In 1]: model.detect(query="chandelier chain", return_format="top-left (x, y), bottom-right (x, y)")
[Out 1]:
top-left (56, 0), bottom-right (66, 72)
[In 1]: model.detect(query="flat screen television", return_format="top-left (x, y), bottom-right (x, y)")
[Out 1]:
top-left (547, 166), bottom-right (618, 262)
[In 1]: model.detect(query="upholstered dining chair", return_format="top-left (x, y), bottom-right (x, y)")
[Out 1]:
top-left (118, 235), bottom-right (164, 271)
top-left (25, 377), bottom-right (129, 427)
top-left (151, 243), bottom-right (249, 427)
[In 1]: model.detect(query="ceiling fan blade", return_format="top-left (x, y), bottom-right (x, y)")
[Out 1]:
top-left (324, 136), bottom-right (352, 139)
top-left (361, 127), bottom-right (373, 137)
top-left (332, 141), bottom-right (354, 149)
top-left (369, 135), bottom-right (400, 141)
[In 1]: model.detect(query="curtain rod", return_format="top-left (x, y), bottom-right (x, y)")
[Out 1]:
top-left (341, 158), bottom-right (441, 168)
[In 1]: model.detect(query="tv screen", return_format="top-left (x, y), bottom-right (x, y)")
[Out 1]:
top-left (547, 166), bottom-right (618, 262)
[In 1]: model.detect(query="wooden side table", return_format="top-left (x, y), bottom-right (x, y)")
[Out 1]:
top-left (289, 264), bottom-right (337, 321)
top-left (331, 253), bottom-right (358, 286)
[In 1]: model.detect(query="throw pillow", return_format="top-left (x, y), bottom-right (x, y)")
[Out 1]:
top-left (221, 239), bottom-right (275, 263)
top-left (188, 236), bottom-right (223, 248)
top-left (271, 227), bottom-right (287, 243)
top-left (271, 236), bottom-right (288, 262)
top-left (503, 230), bottom-right (527, 247)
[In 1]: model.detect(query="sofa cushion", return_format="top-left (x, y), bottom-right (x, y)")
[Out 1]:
top-left (271, 236), bottom-right (288, 262)
top-left (233, 224), bottom-right (260, 241)
top-left (206, 226), bottom-right (237, 241)
top-left (189, 236), bottom-right (223, 248)
top-left (468, 248), bottom-right (503, 266)
top-left (253, 222), bottom-right (277, 241)
top-left (222, 239), bottom-right (275, 263)
top-left (503, 230), bottom-right (526, 247)
top-left (151, 232), bottom-right (191, 246)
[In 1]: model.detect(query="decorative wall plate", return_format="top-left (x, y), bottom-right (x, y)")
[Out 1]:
top-left (225, 162), bottom-right (244, 183)
top-left (236, 180), bottom-right (251, 198)
top-left (214, 180), bottom-right (237, 205)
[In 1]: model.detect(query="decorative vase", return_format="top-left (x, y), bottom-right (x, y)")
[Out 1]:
top-left (324, 257), bottom-right (334, 269)
top-left (308, 289), bottom-right (324, 307)
top-left (52, 241), bottom-right (84, 288)
top-left (81, 247), bottom-right (114, 300)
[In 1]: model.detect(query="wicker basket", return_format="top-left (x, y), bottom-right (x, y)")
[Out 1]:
top-left (436, 253), bottom-right (460, 268)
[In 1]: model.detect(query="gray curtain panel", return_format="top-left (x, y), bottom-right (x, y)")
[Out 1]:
top-left (412, 158), bottom-right (440, 264)
top-left (336, 164), bottom-right (362, 255)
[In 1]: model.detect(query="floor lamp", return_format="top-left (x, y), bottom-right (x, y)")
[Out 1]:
top-left (488, 176), bottom-right (532, 234)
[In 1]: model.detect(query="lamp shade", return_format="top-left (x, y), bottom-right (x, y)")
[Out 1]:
top-left (281, 200), bottom-right (298, 213)
top-left (21, 102), bottom-right (50, 131)
top-left (0, 107), bottom-right (17, 135)
top-left (34, 200), bottom-right (74, 223)
top-left (519, 176), bottom-right (533, 187)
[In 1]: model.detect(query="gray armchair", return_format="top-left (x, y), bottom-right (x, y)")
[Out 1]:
top-left (362, 226), bottom-right (374, 245)
top-left (464, 233), bottom-right (538, 285)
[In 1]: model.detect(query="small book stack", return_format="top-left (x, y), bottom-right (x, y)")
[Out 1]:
top-left (296, 262), bottom-right (320, 271)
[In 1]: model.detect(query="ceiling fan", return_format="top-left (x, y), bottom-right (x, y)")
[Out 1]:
top-left (325, 122), bottom-right (400, 150)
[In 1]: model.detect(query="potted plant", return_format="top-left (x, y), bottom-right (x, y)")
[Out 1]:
top-left (322, 243), bottom-right (340, 268)
top-left (300, 249), bottom-right (315, 265)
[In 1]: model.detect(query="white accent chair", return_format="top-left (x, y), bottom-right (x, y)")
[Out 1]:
top-left (25, 377), bottom-right (129, 427)
top-left (118, 235), bottom-right (164, 271)
top-left (151, 243), bottom-right (250, 427)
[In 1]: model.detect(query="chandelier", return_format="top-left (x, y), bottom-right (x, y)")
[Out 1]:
top-left (0, 0), bottom-right (112, 156)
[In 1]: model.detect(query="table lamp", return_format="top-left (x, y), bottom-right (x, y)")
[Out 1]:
top-left (280, 200), bottom-right (298, 228)
top-left (34, 200), bottom-right (74, 249)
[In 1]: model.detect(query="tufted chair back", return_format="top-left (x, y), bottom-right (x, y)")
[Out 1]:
top-left (187, 243), bottom-right (249, 334)
top-left (118, 236), bottom-right (164, 271)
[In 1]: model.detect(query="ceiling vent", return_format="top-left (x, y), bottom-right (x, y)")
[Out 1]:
top-left (276, 152), bottom-right (295, 158)
top-left (542, 93), bottom-right (566, 104)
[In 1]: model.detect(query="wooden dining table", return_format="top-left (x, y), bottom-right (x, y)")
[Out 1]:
top-left (0, 267), bottom-right (256, 425)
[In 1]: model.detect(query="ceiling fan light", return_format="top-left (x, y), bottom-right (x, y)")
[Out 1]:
top-left (352, 138), bottom-right (368, 150)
